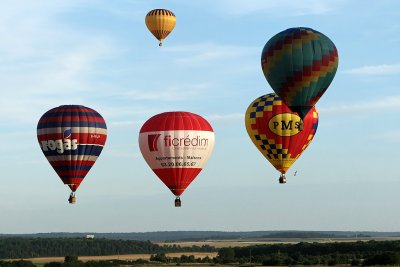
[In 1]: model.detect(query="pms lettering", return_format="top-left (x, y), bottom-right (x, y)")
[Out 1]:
top-left (41, 139), bottom-right (78, 154)
top-left (164, 135), bottom-right (209, 147)
top-left (273, 121), bottom-right (301, 130)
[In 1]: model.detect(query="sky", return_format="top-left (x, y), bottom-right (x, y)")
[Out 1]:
top-left (1, 0), bottom-right (400, 233)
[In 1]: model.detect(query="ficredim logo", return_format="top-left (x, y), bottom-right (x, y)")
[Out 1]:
top-left (148, 134), bottom-right (161, 151)
top-left (147, 133), bottom-right (209, 151)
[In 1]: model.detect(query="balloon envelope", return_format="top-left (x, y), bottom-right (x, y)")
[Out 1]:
top-left (145, 9), bottom-right (176, 46)
top-left (37, 105), bottom-right (107, 192)
top-left (261, 27), bottom-right (338, 119)
top-left (245, 93), bottom-right (318, 175)
top-left (139, 112), bottom-right (215, 196)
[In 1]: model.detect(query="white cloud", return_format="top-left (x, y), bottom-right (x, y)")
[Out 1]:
top-left (89, 1), bottom-right (147, 22)
top-left (108, 120), bottom-right (144, 127)
top-left (0, 1), bottom-right (123, 124)
top-left (344, 64), bottom-right (400, 75)
top-left (196, 0), bottom-right (338, 16)
top-left (99, 106), bottom-right (156, 119)
top-left (381, 131), bottom-right (400, 141)
top-left (167, 42), bottom-right (258, 64)
top-left (0, 1), bottom-right (83, 58)
top-left (103, 145), bottom-right (141, 158)
top-left (206, 113), bottom-right (244, 123)
top-left (103, 149), bottom-right (141, 158)
top-left (0, 130), bottom-right (35, 139)
top-left (0, 41), bottom-right (119, 124)
top-left (319, 95), bottom-right (400, 115)
top-left (113, 83), bottom-right (211, 101)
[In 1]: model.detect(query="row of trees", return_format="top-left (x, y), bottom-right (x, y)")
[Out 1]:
top-left (0, 261), bottom-right (36, 267)
top-left (149, 253), bottom-right (214, 264)
top-left (0, 238), bottom-right (216, 259)
top-left (3, 239), bottom-right (400, 266)
top-left (216, 240), bottom-right (400, 266)
top-left (1, 254), bottom-right (215, 267)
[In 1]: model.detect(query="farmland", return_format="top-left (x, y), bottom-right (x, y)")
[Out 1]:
top-left (3, 234), bottom-right (400, 266)
top-left (156, 236), bottom-right (400, 248)
top-left (11, 252), bottom-right (217, 263)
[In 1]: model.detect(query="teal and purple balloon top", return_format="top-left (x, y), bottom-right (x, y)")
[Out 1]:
top-left (261, 27), bottom-right (338, 119)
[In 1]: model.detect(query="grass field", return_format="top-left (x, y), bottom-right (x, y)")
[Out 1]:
top-left (11, 252), bottom-right (217, 263)
top-left (157, 236), bottom-right (400, 248)
top-left (157, 240), bottom-right (292, 248)
top-left (9, 237), bottom-right (400, 264)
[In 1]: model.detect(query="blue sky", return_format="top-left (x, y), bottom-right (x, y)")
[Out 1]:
top-left (1, 0), bottom-right (400, 233)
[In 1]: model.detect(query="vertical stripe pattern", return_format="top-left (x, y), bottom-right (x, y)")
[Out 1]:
top-left (145, 9), bottom-right (176, 45)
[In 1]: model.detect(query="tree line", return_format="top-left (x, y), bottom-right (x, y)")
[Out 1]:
top-left (0, 238), bottom-right (216, 259)
top-left (0, 254), bottom-right (214, 267)
top-left (2, 238), bottom-right (400, 266)
top-left (216, 240), bottom-right (400, 266)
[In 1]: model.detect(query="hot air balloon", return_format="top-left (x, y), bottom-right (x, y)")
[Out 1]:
top-left (261, 27), bottom-right (338, 119)
top-left (37, 105), bottom-right (107, 204)
top-left (245, 93), bottom-right (318, 183)
top-left (139, 112), bottom-right (215, 207)
top-left (145, 9), bottom-right (176, 46)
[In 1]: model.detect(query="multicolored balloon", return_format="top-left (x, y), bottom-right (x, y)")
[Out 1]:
top-left (139, 112), bottom-right (215, 206)
top-left (37, 105), bottom-right (107, 203)
top-left (245, 93), bottom-right (318, 183)
top-left (145, 9), bottom-right (176, 46)
top-left (261, 27), bottom-right (338, 119)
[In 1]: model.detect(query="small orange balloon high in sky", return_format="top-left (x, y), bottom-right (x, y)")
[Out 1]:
top-left (145, 9), bottom-right (176, 46)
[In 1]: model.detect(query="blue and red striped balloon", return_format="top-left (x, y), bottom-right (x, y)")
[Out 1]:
top-left (37, 105), bottom-right (107, 196)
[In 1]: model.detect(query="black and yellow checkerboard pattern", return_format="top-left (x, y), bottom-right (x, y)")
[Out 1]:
top-left (245, 93), bottom-right (317, 174)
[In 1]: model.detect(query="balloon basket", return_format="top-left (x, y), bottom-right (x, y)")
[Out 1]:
top-left (279, 174), bottom-right (287, 184)
top-left (68, 196), bottom-right (76, 204)
top-left (174, 197), bottom-right (181, 207)
top-left (68, 193), bottom-right (76, 204)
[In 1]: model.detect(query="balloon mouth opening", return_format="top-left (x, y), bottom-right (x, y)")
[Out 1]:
top-left (68, 184), bottom-right (80, 192)
top-left (288, 106), bottom-right (312, 120)
top-left (170, 188), bottom-right (185, 196)
top-left (63, 178), bottom-right (82, 192)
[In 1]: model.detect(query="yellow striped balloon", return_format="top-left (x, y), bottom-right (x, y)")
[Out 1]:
top-left (145, 9), bottom-right (176, 46)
